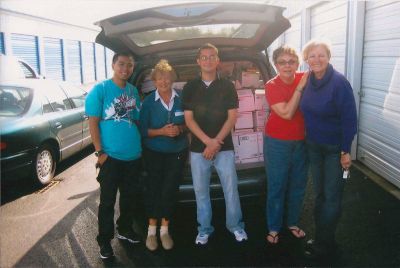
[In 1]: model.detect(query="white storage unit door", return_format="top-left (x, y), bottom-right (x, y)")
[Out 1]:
top-left (43, 37), bottom-right (64, 81)
top-left (105, 48), bottom-right (114, 78)
top-left (310, 1), bottom-right (347, 74)
top-left (81, 42), bottom-right (96, 83)
top-left (0, 32), bottom-right (4, 54)
top-left (358, 1), bottom-right (400, 187)
top-left (284, 15), bottom-right (302, 55)
top-left (65, 40), bottom-right (82, 85)
top-left (11, 33), bottom-right (40, 74)
top-left (95, 44), bottom-right (106, 81)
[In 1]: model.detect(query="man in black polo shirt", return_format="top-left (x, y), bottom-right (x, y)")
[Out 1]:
top-left (182, 43), bottom-right (248, 245)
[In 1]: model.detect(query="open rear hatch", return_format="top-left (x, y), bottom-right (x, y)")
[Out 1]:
top-left (95, 2), bottom-right (290, 58)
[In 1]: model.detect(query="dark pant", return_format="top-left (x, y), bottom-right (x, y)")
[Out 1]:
top-left (143, 147), bottom-right (188, 221)
top-left (96, 156), bottom-right (141, 245)
top-left (306, 140), bottom-right (345, 248)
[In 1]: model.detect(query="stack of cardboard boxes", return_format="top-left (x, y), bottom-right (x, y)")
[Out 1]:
top-left (233, 71), bottom-right (269, 164)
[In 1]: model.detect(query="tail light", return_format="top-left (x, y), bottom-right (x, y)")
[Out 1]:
top-left (0, 142), bottom-right (6, 150)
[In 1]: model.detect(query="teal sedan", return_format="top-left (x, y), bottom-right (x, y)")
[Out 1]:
top-left (0, 78), bottom-right (91, 185)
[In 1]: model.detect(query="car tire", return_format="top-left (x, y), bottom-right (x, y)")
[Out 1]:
top-left (34, 144), bottom-right (56, 185)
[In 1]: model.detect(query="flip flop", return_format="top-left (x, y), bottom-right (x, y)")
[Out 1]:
top-left (288, 226), bottom-right (306, 239)
top-left (266, 232), bottom-right (279, 244)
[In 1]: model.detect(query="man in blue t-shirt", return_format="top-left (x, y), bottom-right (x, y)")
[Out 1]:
top-left (85, 52), bottom-right (142, 260)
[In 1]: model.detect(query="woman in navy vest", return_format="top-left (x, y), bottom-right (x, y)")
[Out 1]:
top-left (139, 59), bottom-right (188, 251)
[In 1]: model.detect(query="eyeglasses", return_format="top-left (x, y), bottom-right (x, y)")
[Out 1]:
top-left (277, 60), bottom-right (298, 66)
top-left (199, 55), bottom-right (218, 62)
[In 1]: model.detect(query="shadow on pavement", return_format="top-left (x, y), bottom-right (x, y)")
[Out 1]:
top-left (14, 167), bottom-right (400, 267)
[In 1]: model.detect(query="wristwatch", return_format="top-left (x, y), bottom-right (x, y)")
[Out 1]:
top-left (95, 150), bottom-right (104, 157)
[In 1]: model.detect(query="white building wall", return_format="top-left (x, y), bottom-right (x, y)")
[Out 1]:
top-left (0, 9), bottom-right (98, 42)
top-left (284, 15), bottom-right (302, 55)
top-left (0, 8), bottom-right (113, 83)
top-left (357, 0), bottom-right (400, 187)
top-left (310, 1), bottom-right (347, 74)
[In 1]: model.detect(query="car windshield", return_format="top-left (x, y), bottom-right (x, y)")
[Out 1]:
top-left (0, 86), bottom-right (32, 116)
top-left (128, 23), bottom-right (260, 47)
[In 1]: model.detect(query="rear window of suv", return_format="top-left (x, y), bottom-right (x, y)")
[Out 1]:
top-left (128, 24), bottom-right (260, 47)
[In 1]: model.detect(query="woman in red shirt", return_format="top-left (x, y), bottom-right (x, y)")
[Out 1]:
top-left (264, 45), bottom-right (309, 244)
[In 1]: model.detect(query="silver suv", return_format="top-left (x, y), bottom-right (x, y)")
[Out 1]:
top-left (95, 2), bottom-right (290, 202)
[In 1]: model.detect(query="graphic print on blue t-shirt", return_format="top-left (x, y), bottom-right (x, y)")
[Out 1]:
top-left (104, 92), bottom-right (139, 124)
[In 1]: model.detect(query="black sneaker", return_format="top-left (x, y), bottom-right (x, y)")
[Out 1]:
top-left (99, 241), bottom-right (114, 259)
top-left (304, 239), bottom-right (336, 260)
top-left (117, 230), bottom-right (141, 244)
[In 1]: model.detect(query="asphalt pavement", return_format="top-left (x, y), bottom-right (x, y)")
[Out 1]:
top-left (1, 149), bottom-right (400, 267)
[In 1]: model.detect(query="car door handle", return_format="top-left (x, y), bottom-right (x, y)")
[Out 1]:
top-left (55, 122), bottom-right (63, 129)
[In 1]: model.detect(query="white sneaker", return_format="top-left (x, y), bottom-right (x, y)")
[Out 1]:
top-left (195, 233), bottom-right (209, 245)
top-left (234, 229), bottom-right (248, 242)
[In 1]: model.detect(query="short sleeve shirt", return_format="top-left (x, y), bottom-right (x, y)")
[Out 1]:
top-left (85, 79), bottom-right (141, 160)
top-left (265, 73), bottom-right (305, 140)
top-left (182, 77), bottom-right (238, 152)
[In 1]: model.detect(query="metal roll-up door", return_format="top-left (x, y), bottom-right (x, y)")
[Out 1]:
top-left (284, 15), bottom-right (302, 54)
top-left (43, 37), bottom-right (64, 81)
top-left (357, 1), bottom-right (400, 187)
top-left (105, 48), bottom-right (114, 78)
top-left (95, 44), bottom-right (106, 81)
top-left (310, 1), bottom-right (347, 74)
top-left (65, 40), bottom-right (82, 85)
top-left (0, 32), bottom-right (4, 54)
top-left (11, 33), bottom-right (40, 74)
top-left (81, 42), bottom-right (96, 83)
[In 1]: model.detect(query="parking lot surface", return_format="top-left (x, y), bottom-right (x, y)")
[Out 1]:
top-left (1, 151), bottom-right (400, 267)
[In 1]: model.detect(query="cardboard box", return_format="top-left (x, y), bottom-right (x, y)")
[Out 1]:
top-left (233, 132), bottom-right (259, 164)
top-left (234, 128), bottom-right (254, 134)
top-left (236, 111), bottom-right (253, 129)
top-left (256, 131), bottom-right (264, 161)
top-left (237, 89), bottom-right (255, 112)
top-left (255, 110), bottom-right (267, 127)
top-left (242, 71), bottom-right (260, 88)
top-left (254, 89), bottom-right (269, 111)
top-left (232, 133), bottom-right (241, 164)
top-left (172, 81), bottom-right (186, 90)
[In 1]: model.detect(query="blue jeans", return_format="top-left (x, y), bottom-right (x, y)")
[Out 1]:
top-left (306, 140), bottom-right (345, 247)
top-left (190, 150), bottom-right (245, 235)
top-left (264, 136), bottom-right (307, 233)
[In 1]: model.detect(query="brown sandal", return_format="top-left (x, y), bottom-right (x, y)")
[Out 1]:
top-left (266, 232), bottom-right (279, 244)
top-left (288, 226), bottom-right (306, 239)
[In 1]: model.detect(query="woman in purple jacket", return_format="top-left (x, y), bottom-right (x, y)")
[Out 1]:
top-left (300, 39), bottom-right (357, 259)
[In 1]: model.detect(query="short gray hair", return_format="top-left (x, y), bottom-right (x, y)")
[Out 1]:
top-left (302, 39), bottom-right (331, 61)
